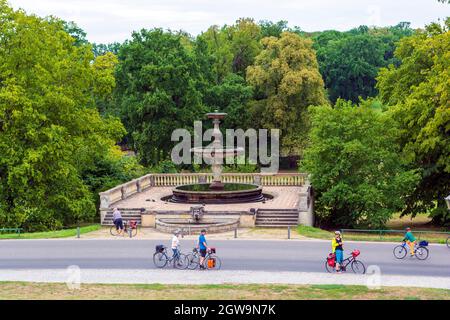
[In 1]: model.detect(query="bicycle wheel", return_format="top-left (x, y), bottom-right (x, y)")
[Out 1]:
top-left (415, 246), bottom-right (429, 260)
top-left (174, 254), bottom-right (189, 270)
top-left (446, 236), bottom-right (450, 249)
top-left (205, 255), bottom-right (222, 270)
top-left (153, 252), bottom-right (168, 268)
top-left (131, 226), bottom-right (138, 238)
top-left (393, 245), bottom-right (407, 259)
top-left (324, 260), bottom-right (336, 273)
top-left (186, 254), bottom-right (200, 270)
top-left (351, 260), bottom-right (366, 274)
top-left (110, 225), bottom-right (119, 236)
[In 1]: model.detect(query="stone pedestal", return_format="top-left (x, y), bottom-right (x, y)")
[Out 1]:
top-left (141, 213), bottom-right (156, 228)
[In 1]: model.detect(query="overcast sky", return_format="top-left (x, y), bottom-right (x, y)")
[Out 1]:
top-left (8, 0), bottom-right (450, 44)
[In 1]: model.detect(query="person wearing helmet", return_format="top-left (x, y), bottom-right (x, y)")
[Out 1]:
top-left (332, 231), bottom-right (344, 272)
top-left (403, 227), bottom-right (417, 256)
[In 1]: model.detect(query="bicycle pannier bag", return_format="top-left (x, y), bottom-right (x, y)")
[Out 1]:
top-left (327, 253), bottom-right (335, 267)
top-left (419, 240), bottom-right (428, 247)
top-left (351, 249), bottom-right (360, 257)
top-left (156, 245), bottom-right (164, 253)
top-left (207, 258), bottom-right (216, 268)
top-left (210, 247), bottom-right (216, 254)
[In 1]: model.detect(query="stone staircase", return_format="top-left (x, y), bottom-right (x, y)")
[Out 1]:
top-left (255, 209), bottom-right (299, 227)
top-left (102, 210), bottom-right (142, 226)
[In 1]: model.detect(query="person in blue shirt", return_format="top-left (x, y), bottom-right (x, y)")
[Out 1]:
top-left (198, 229), bottom-right (209, 270)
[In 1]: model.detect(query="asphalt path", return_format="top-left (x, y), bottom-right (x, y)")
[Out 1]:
top-left (0, 239), bottom-right (449, 277)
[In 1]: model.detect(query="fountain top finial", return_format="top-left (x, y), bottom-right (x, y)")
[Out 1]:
top-left (207, 110), bottom-right (227, 120)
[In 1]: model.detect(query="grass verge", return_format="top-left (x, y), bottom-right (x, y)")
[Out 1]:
top-left (0, 225), bottom-right (101, 239)
top-left (297, 226), bottom-right (448, 244)
top-left (0, 282), bottom-right (448, 300)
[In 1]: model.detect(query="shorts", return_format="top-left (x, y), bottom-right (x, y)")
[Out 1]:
top-left (114, 218), bottom-right (123, 230)
top-left (335, 249), bottom-right (343, 264)
top-left (200, 249), bottom-right (207, 257)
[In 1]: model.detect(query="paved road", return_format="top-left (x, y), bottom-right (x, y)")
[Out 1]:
top-left (0, 239), bottom-right (449, 277)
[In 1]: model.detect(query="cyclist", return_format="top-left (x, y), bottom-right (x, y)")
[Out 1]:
top-left (112, 207), bottom-right (123, 235)
top-left (403, 227), bottom-right (416, 256)
top-left (171, 229), bottom-right (182, 267)
top-left (198, 229), bottom-right (209, 270)
top-left (331, 231), bottom-right (344, 273)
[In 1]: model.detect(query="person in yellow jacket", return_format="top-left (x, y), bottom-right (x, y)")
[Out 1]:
top-left (332, 231), bottom-right (344, 272)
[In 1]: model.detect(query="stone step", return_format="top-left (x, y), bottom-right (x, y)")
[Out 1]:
top-left (256, 214), bottom-right (298, 218)
top-left (255, 223), bottom-right (298, 227)
top-left (257, 209), bottom-right (299, 212)
top-left (257, 211), bottom-right (299, 215)
top-left (256, 217), bottom-right (298, 221)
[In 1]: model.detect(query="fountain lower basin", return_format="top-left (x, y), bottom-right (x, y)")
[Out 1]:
top-left (156, 217), bottom-right (239, 234)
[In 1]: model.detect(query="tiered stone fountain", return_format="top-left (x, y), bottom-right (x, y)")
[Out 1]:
top-left (156, 111), bottom-right (268, 233)
top-left (169, 111), bottom-right (265, 204)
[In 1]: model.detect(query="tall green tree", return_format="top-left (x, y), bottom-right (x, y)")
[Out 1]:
top-left (247, 32), bottom-right (328, 156)
top-left (0, 2), bottom-right (125, 230)
top-left (198, 18), bottom-right (262, 82)
top-left (203, 73), bottom-right (254, 129)
top-left (301, 100), bottom-right (419, 228)
top-left (315, 33), bottom-right (386, 103)
top-left (62, 20), bottom-right (89, 46)
top-left (314, 24), bottom-right (413, 103)
top-left (376, 19), bottom-right (450, 225)
top-left (115, 29), bottom-right (206, 165)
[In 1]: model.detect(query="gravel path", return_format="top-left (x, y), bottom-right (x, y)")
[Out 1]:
top-left (0, 269), bottom-right (449, 290)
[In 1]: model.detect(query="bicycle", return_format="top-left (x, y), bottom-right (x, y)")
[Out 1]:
top-left (187, 247), bottom-right (222, 270)
top-left (325, 249), bottom-right (366, 274)
top-left (110, 220), bottom-right (138, 237)
top-left (393, 241), bottom-right (429, 260)
top-left (153, 245), bottom-right (189, 269)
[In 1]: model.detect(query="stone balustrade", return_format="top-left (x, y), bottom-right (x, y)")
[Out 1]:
top-left (99, 172), bottom-right (308, 208)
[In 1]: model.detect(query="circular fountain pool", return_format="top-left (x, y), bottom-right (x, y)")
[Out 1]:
top-left (164, 183), bottom-right (267, 204)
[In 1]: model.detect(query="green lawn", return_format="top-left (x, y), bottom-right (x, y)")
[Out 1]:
top-left (0, 282), bottom-right (448, 300)
top-left (0, 225), bottom-right (101, 239)
top-left (297, 225), bottom-right (449, 244)
top-left (297, 212), bottom-right (449, 244)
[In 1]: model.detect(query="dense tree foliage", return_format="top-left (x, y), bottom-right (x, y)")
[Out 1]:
top-left (198, 18), bottom-right (262, 82)
top-left (0, 2), bottom-right (128, 230)
top-left (115, 29), bottom-right (207, 166)
top-left (247, 32), bottom-right (327, 156)
top-left (301, 100), bottom-right (419, 228)
top-left (377, 19), bottom-right (450, 225)
top-left (1, 0), bottom-right (447, 230)
top-left (314, 23), bottom-right (413, 103)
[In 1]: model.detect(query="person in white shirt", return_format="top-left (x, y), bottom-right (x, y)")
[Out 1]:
top-left (171, 229), bottom-right (181, 261)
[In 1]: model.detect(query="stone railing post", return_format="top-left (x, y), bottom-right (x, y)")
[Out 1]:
top-left (136, 179), bottom-right (141, 193)
top-left (99, 193), bottom-right (110, 209)
top-left (150, 175), bottom-right (155, 186)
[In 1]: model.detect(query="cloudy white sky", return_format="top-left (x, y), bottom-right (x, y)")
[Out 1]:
top-left (8, 0), bottom-right (450, 44)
